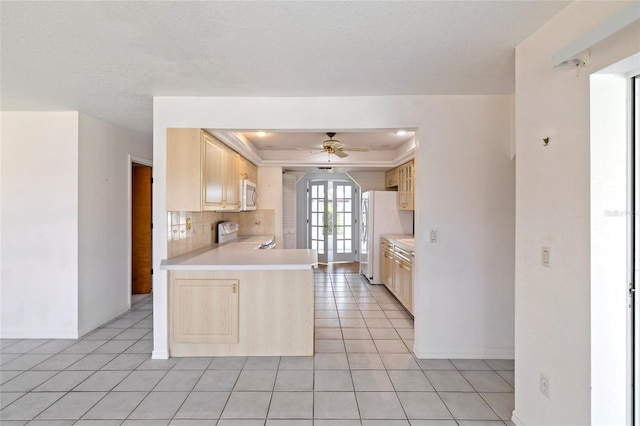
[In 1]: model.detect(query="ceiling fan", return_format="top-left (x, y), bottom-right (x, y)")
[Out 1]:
top-left (313, 132), bottom-right (370, 159)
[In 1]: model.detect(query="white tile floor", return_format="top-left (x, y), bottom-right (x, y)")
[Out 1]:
top-left (0, 270), bottom-right (515, 425)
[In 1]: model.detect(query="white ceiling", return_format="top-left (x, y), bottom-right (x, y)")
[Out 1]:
top-left (1, 1), bottom-right (569, 169)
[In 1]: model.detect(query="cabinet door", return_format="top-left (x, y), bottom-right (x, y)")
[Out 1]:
top-left (224, 152), bottom-right (241, 210)
top-left (392, 256), bottom-right (402, 298)
top-left (398, 161), bottom-right (415, 211)
top-left (380, 240), bottom-right (392, 287)
top-left (172, 278), bottom-right (239, 343)
top-left (399, 259), bottom-right (413, 314)
top-left (246, 162), bottom-right (258, 183)
top-left (385, 168), bottom-right (399, 188)
top-left (239, 157), bottom-right (258, 183)
top-left (202, 134), bottom-right (227, 210)
top-left (166, 128), bottom-right (203, 212)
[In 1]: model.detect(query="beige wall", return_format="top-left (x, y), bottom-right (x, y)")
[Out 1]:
top-left (257, 166), bottom-right (284, 246)
top-left (514, 2), bottom-right (639, 424)
top-left (153, 94), bottom-right (516, 361)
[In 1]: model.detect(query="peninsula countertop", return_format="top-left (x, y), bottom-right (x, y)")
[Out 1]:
top-left (160, 243), bottom-right (318, 271)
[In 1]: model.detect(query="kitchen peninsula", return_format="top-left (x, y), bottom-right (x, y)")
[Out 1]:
top-left (161, 242), bottom-right (317, 357)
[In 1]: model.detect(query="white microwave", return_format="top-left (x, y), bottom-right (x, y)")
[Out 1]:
top-left (241, 179), bottom-right (258, 211)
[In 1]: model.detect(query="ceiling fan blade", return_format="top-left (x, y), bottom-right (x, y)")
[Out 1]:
top-left (341, 146), bottom-right (370, 152)
top-left (332, 142), bottom-right (345, 150)
top-left (334, 150), bottom-right (349, 158)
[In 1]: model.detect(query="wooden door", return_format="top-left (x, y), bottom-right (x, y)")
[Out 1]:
top-left (132, 165), bottom-right (152, 294)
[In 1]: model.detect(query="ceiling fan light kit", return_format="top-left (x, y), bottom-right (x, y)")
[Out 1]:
top-left (314, 132), bottom-right (371, 161)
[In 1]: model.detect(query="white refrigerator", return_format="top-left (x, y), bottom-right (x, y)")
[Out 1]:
top-left (359, 191), bottom-right (413, 284)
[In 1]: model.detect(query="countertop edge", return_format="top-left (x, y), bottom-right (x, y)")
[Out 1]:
top-left (160, 244), bottom-right (318, 271)
top-left (381, 234), bottom-right (415, 252)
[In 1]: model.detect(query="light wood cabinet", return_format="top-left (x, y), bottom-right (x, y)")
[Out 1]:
top-left (381, 239), bottom-right (395, 291)
top-left (384, 160), bottom-right (415, 210)
top-left (239, 157), bottom-right (258, 183)
top-left (398, 160), bottom-right (415, 211)
top-left (380, 238), bottom-right (413, 315)
top-left (385, 167), bottom-right (399, 188)
top-left (171, 278), bottom-right (239, 344)
top-left (394, 246), bottom-right (413, 313)
top-left (167, 128), bottom-right (247, 212)
top-left (169, 269), bottom-right (314, 357)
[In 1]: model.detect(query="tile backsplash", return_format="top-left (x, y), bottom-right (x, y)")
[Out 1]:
top-left (167, 209), bottom-right (275, 257)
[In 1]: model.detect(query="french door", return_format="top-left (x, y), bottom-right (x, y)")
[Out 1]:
top-left (308, 180), bottom-right (358, 263)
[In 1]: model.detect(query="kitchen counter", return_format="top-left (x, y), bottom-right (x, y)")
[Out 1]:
top-left (382, 234), bottom-right (415, 252)
top-left (164, 242), bottom-right (316, 357)
top-left (160, 243), bottom-right (318, 271)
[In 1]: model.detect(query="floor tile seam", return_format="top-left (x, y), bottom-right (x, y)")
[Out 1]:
top-left (88, 339), bottom-right (141, 355)
top-left (2, 388), bottom-right (67, 421)
top-left (477, 391), bottom-right (512, 422)
top-left (1, 340), bottom-right (52, 355)
top-left (114, 367), bottom-right (169, 392)
top-left (435, 389), bottom-right (502, 421)
top-left (108, 389), bottom-right (153, 422)
top-left (35, 390), bottom-right (111, 421)
top-left (342, 345), bottom-right (364, 422)
top-left (454, 369), bottom-right (509, 394)
top-left (3, 352), bottom-right (58, 371)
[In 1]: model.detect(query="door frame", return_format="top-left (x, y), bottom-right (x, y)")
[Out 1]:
top-left (128, 155), bottom-right (153, 309)
top-left (305, 178), bottom-right (359, 264)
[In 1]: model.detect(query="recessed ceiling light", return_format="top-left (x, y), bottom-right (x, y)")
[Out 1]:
top-left (256, 131), bottom-right (268, 137)
top-left (395, 130), bottom-right (408, 136)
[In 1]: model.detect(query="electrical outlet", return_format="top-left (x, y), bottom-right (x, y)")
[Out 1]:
top-left (540, 372), bottom-right (550, 398)
top-left (542, 246), bottom-right (551, 267)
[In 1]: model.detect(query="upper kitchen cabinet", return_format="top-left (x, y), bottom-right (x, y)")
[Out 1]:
top-left (398, 160), bottom-right (414, 211)
top-left (238, 156), bottom-right (258, 183)
top-left (385, 167), bottom-right (399, 188)
top-left (385, 160), bottom-right (414, 210)
top-left (167, 128), bottom-right (246, 212)
top-left (202, 133), bottom-right (241, 211)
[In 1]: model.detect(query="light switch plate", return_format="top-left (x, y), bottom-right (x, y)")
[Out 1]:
top-left (429, 230), bottom-right (438, 244)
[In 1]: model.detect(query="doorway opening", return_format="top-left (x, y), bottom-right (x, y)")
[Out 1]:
top-left (306, 178), bottom-right (359, 264)
top-left (131, 162), bottom-right (152, 305)
top-left (589, 54), bottom-right (640, 424)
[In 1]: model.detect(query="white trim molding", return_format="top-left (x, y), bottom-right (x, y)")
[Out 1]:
top-left (552, 3), bottom-right (640, 68)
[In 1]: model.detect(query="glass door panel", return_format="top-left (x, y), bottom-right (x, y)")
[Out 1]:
top-left (307, 180), bottom-right (358, 264)
top-left (309, 182), bottom-right (328, 263)
top-left (332, 182), bottom-right (356, 262)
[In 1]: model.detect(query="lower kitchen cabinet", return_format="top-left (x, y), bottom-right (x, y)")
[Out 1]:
top-left (171, 278), bottom-right (239, 344)
top-left (381, 239), bottom-right (395, 294)
top-left (380, 238), bottom-right (414, 315)
top-left (169, 269), bottom-right (314, 357)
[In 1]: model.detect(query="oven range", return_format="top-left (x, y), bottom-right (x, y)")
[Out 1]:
top-left (217, 221), bottom-right (276, 249)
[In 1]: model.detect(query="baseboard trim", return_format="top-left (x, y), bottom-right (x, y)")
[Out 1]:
top-left (152, 349), bottom-right (169, 360)
top-left (78, 304), bottom-right (131, 337)
top-left (413, 345), bottom-right (515, 359)
top-left (511, 410), bottom-right (528, 425)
